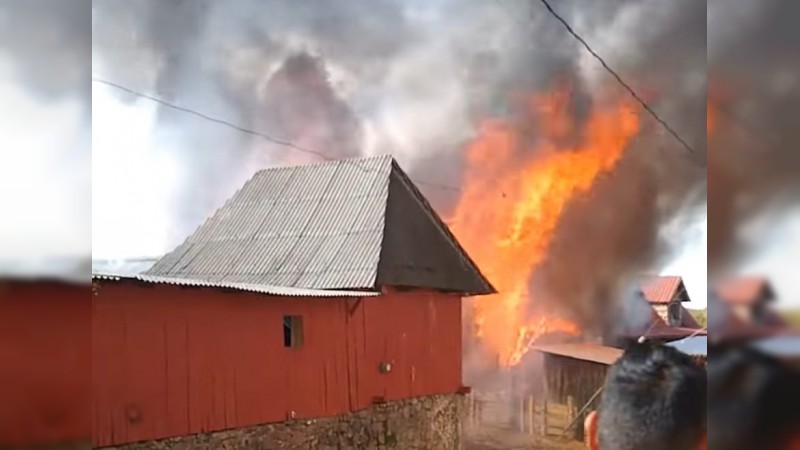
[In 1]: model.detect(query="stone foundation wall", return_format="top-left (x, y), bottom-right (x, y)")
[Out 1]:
top-left (100, 394), bottom-right (464, 450)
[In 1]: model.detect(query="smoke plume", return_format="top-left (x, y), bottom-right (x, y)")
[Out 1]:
top-left (0, 0), bottom-right (90, 269)
top-left (707, 0), bottom-right (800, 301)
top-left (91, 1), bottom-right (712, 324)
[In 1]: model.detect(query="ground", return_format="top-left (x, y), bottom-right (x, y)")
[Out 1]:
top-left (464, 392), bottom-right (587, 450)
top-left (464, 425), bottom-right (586, 450)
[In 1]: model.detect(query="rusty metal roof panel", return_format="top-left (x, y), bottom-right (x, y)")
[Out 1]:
top-left (533, 343), bottom-right (623, 366)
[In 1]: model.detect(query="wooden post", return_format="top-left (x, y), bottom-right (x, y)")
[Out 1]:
top-left (541, 400), bottom-right (548, 436)
top-left (527, 395), bottom-right (535, 435)
top-left (519, 396), bottom-right (525, 432)
top-left (470, 394), bottom-right (476, 427)
top-left (541, 373), bottom-right (549, 436)
top-left (567, 396), bottom-right (576, 423)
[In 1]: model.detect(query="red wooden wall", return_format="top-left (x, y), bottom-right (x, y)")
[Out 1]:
top-left (92, 281), bottom-right (462, 447)
top-left (0, 281), bottom-right (91, 446)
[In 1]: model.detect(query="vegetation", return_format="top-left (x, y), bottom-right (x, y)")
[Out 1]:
top-left (689, 309), bottom-right (707, 328)
top-left (781, 309), bottom-right (800, 327)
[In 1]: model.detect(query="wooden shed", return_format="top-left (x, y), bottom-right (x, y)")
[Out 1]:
top-left (91, 155), bottom-right (494, 448)
top-left (0, 269), bottom-right (90, 448)
top-left (532, 343), bottom-right (622, 441)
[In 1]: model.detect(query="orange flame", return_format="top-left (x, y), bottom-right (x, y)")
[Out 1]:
top-left (450, 87), bottom-right (640, 366)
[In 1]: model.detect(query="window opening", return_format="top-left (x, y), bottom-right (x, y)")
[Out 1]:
top-left (283, 315), bottom-right (304, 348)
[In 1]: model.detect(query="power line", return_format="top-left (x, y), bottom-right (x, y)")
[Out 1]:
top-left (91, 77), bottom-right (462, 193)
top-left (536, 0), bottom-right (704, 165)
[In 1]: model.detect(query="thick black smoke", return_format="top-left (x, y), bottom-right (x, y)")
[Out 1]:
top-left (707, 0), bottom-right (800, 278)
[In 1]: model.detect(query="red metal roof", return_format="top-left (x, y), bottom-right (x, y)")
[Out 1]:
top-left (532, 343), bottom-right (623, 365)
top-left (639, 275), bottom-right (687, 304)
top-left (714, 276), bottom-right (774, 305)
top-left (644, 326), bottom-right (707, 340)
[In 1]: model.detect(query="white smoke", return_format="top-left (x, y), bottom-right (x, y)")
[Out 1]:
top-left (91, 84), bottom-right (179, 259)
top-left (0, 59), bottom-right (89, 268)
top-left (91, 0), bottom-right (707, 262)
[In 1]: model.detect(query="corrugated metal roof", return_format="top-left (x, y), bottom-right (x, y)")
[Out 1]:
top-left (93, 273), bottom-right (379, 298)
top-left (639, 275), bottom-right (687, 304)
top-left (146, 155), bottom-right (494, 295)
top-left (533, 343), bottom-right (623, 365)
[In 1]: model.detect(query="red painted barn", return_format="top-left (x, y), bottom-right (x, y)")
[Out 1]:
top-left (0, 267), bottom-right (91, 448)
top-left (92, 155), bottom-right (494, 449)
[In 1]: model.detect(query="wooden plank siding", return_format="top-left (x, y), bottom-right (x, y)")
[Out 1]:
top-left (541, 354), bottom-right (611, 441)
top-left (0, 281), bottom-right (91, 446)
top-left (91, 281), bottom-right (462, 447)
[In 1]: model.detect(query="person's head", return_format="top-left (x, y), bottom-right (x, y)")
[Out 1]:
top-left (707, 344), bottom-right (800, 450)
top-left (584, 343), bottom-right (706, 450)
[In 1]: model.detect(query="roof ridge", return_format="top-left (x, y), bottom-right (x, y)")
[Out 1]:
top-left (253, 153), bottom-right (393, 175)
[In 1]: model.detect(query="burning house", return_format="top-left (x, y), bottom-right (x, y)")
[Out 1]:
top-left (91, 155), bottom-right (494, 449)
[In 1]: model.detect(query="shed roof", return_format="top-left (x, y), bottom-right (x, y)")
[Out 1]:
top-left (639, 275), bottom-right (689, 304)
top-left (533, 343), bottom-right (623, 366)
top-left (146, 155), bottom-right (494, 295)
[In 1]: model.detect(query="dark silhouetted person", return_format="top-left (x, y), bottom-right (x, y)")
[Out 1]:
top-left (707, 344), bottom-right (800, 450)
top-left (583, 343), bottom-right (706, 450)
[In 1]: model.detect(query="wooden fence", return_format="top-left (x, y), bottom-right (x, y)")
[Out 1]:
top-left (466, 391), bottom-right (579, 438)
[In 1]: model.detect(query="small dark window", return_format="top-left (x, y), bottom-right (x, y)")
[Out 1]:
top-left (669, 302), bottom-right (681, 326)
top-left (283, 315), bottom-right (304, 348)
